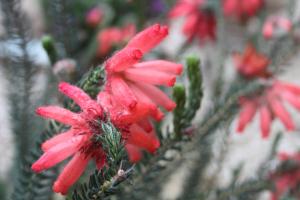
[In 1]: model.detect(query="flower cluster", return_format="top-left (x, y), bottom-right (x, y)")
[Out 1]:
top-left (223, 0), bottom-right (264, 21)
top-left (237, 80), bottom-right (300, 138)
top-left (233, 45), bottom-right (270, 79)
top-left (32, 24), bottom-right (182, 195)
top-left (270, 152), bottom-right (300, 200)
top-left (168, 0), bottom-right (216, 43)
top-left (85, 7), bottom-right (103, 28)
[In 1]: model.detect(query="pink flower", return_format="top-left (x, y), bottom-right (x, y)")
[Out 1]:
top-left (270, 152), bottom-right (300, 200)
top-left (263, 16), bottom-right (292, 39)
top-left (236, 80), bottom-right (300, 138)
top-left (32, 82), bottom-right (105, 194)
top-left (97, 24), bottom-right (136, 57)
top-left (223, 0), bottom-right (264, 21)
top-left (168, 0), bottom-right (216, 42)
top-left (32, 83), bottom-right (160, 194)
top-left (85, 7), bottom-right (103, 28)
top-left (102, 24), bottom-right (183, 123)
top-left (234, 45), bottom-right (270, 79)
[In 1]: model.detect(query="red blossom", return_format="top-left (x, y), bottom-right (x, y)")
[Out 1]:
top-left (223, 0), bottom-right (264, 21)
top-left (263, 16), bottom-right (292, 40)
top-left (234, 45), bottom-right (270, 79)
top-left (236, 80), bottom-right (300, 138)
top-left (270, 152), bottom-right (300, 200)
top-left (85, 7), bottom-right (103, 28)
top-left (102, 24), bottom-right (182, 123)
top-left (97, 24), bottom-right (136, 57)
top-left (32, 24), bottom-right (182, 195)
top-left (168, 0), bottom-right (216, 43)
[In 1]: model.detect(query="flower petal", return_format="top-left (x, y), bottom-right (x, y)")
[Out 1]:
top-left (269, 97), bottom-right (295, 131)
top-left (109, 76), bottom-right (137, 110)
top-left (124, 68), bottom-right (176, 87)
top-left (134, 82), bottom-right (176, 111)
top-left (41, 129), bottom-right (76, 152)
top-left (236, 100), bottom-right (257, 133)
top-left (127, 124), bottom-right (160, 153)
top-left (126, 24), bottom-right (168, 53)
top-left (32, 135), bottom-right (85, 172)
top-left (53, 153), bottom-right (89, 195)
top-left (105, 48), bottom-right (143, 73)
top-left (133, 60), bottom-right (183, 75)
top-left (36, 106), bottom-right (83, 126)
top-left (259, 105), bottom-right (272, 138)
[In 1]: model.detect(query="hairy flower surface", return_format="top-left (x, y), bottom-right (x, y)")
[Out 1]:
top-left (223, 0), bottom-right (264, 21)
top-left (102, 24), bottom-right (183, 124)
top-left (168, 0), bottom-right (216, 42)
top-left (237, 80), bottom-right (300, 138)
top-left (234, 45), bottom-right (270, 79)
top-left (270, 152), bottom-right (300, 200)
top-left (97, 24), bottom-right (136, 57)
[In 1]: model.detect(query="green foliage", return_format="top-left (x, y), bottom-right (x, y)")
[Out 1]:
top-left (42, 35), bottom-right (57, 64)
top-left (173, 57), bottom-right (203, 137)
top-left (71, 121), bottom-right (130, 200)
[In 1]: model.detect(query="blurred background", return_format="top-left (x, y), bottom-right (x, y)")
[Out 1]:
top-left (1, 0), bottom-right (300, 200)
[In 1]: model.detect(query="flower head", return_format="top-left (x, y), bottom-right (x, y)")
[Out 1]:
top-left (168, 0), bottom-right (216, 43)
top-left (32, 82), bottom-right (160, 194)
top-left (223, 0), bottom-right (264, 21)
top-left (263, 16), bottom-right (292, 40)
top-left (102, 24), bottom-right (183, 122)
top-left (270, 152), bottom-right (300, 200)
top-left (236, 80), bottom-right (300, 138)
top-left (234, 45), bottom-right (270, 79)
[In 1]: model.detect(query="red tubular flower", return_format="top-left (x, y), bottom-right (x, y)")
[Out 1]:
top-left (97, 24), bottom-right (136, 57)
top-left (236, 80), bottom-right (300, 138)
top-left (270, 152), bottom-right (300, 200)
top-left (234, 45), bottom-right (270, 79)
top-left (263, 16), bottom-right (292, 40)
top-left (85, 7), bottom-right (103, 28)
top-left (223, 0), bottom-right (264, 21)
top-left (168, 0), bottom-right (216, 43)
top-left (32, 82), bottom-right (105, 194)
top-left (102, 24), bottom-right (182, 123)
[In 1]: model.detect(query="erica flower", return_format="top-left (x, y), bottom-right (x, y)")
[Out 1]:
top-left (236, 80), bottom-right (300, 138)
top-left (168, 0), bottom-right (216, 42)
top-left (32, 82), bottom-right (160, 194)
top-left (270, 152), bottom-right (300, 200)
top-left (85, 7), bottom-right (103, 28)
top-left (32, 82), bottom-right (105, 194)
top-left (223, 0), bottom-right (264, 21)
top-left (102, 24), bottom-right (183, 122)
top-left (97, 24), bottom-right (136, 57)
top-left (263, 16), bottom-right (292, 40)
top-left (234, 45), bottom-right (270, 79)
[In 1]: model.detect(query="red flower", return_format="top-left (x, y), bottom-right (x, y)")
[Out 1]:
top-left (223, 0), bottom-right (264, 21)
top-left (85, 7), bottom-right (103, 28)
top-left (168, 0), bottom-right (216, 42)
top-left (237, 80), bottom-right (300, 138)
top-left (32, 83), bottom-right (160, 194)
top-left (234, 45), bottom-right (270, 79)
top-left (101, 24), bottom-right (183, 123)
top-left (263, 16), bottom-right (292, 40)
top-left (270, 152), bottom-right (300, 200)
top-left (97, 24), bottom-right (136, 57)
